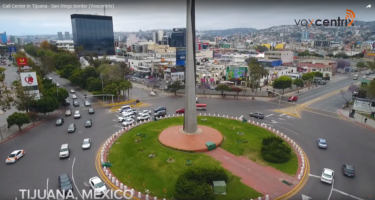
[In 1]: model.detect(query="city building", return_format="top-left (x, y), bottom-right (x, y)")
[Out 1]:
top-left (313, 41), bottom-right (330, 47)
top-left (71, 14), bottom-right (115, 55)
top-left (126, 34), bottom-right (138, 47)
top-left (157, 30), bottom-right (164, 44)
top-left (264, 51), bottom-right (294, 64)
top-left (65, 32), bottom-right (70, 39)
top-left (56, 40), bottom-right (75, 52)
top-left (301, 30), bottom-right (310, 41)
top-left (169, 28), bottom-right (186, 47)
top-left (0, 32), bottom-right (7, 44)
top-left (57, 32), bottom-right (63, 40)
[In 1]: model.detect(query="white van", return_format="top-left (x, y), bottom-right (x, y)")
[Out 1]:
top-left (353, 75), bottom-right (358, 80)
top-left (59, 144), bottom-right (70, 158)
top-left (118, 105), bottom-right (131, 113)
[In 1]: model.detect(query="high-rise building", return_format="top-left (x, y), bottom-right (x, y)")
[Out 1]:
top-left (0, 32), bottom-right (7, 44)
top-left (162, 36), bottom-right (169, 45)
top-left (301, 30), bottom-right (309, 41)
top-left (152, 32), bottom-right (157, 43)
top-left (157, 30), bottom-right (164, 43)
top-left (169, 28), bottom-right (186, 47)
top-left (71, 14), bottom-right (115, 55)
top-left (65, 32), bottom-right (70, 39)
top-left (57, 32), bottom-right (63, 40)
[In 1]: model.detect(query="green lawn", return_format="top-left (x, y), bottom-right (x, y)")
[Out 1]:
top-left (108, 116), bottom-right (297, 199)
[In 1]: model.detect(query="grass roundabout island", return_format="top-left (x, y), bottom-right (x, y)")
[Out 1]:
top-left (108, 116), bottom-right (298, 199)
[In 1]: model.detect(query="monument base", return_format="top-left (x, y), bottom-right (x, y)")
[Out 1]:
top-left (159, 125), bottom-right (223, 152)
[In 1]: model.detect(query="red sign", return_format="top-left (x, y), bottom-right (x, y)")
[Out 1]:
top-left (17, 57), bottom-right (28, 65)
top-left (24, 74), bottom-right (34, 85)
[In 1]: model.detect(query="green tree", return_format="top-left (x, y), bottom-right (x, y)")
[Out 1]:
top-left (246, 58), bottom-right (269, 99)
top-left (27, 111), bottom-right (38, 125)
top-left (97, 64), bottom-right (122, 83)
top-left (366, 60), bottom-right (375, 71)
top-left (104, 83), bottom-right (119, 99)
top-left (168, 81), bottom-right (182, 96)
top-left (60, 64), bottom-right (77, 79)
top-left (0, 95), bottom-right (12, 112)
top-left (356, 61), bottom-right (366, 71)
top-left (52, 51), bottom-right (80, 70)
top-left (215, 84), bottom-right (230, 97)
top-left (367, 80), bottom-right (375, 100)
top-left (313, 71), bottom-right (323, 77)
top-left (0, 73), bottom-right (5, 87)
top-left (273, 76), bottom-right (292, 94)
top-left (293, 78), bottom-right (304, 93)
top-left (231, 86), bottom-right (242, 98)
top-left (86, 77), bottom-right (102, 92)
top-left (32, 96), bottom-right (58, 115)
top-left (7, 112), bottom-right (31, 131)
top-left (13, 86), bottom-right (36, 112)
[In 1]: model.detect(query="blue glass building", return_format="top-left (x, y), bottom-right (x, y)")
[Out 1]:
top-left (0, 32), bottom-right (7, 44)
top-left (71, 14), bottom-right (115, 55)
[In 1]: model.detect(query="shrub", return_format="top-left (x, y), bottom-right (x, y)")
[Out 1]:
top-left (174, 167), bottom-right (228, 200)
top-left (261, 136), bottom-right (291, 163)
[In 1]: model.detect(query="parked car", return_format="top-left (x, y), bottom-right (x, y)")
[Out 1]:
top-left (68, 123), bottom-right (76, 133)
top-left (85, 119), bottom-right (92, 128)
top-left (56, 118), bottom-right (64, 126)
top-left (88, 108), bottom-right (95, 114)
top-left (176, 108), bottom-right (185, 114)
top-left (58, 173), bottom-right (73, 193)
top-left (122, 109), bottom-right (137, 115)
top-left (288, 96), bottom-right (298, 102)
top-left (137, 113), bottom-right (151, 121)
top-left (139, 110), bottom-right (151, 115)
top-left (249, 112), bottom-right (264, 119)
top-left (122, 118), bottom-right (135, 126)
top-left (321, 168), bottom-right (334, 184)
top-left (154, 110), bottom-right (166, 117)
top-left (318, 80), bottom-right (326, 85)
top-left (154, 106), bottom-right (166, 113)
top-left (65, 109), bottom-right (72, 116)
top-left (342, 164), bottom-right (355, 177)
top-left (317, 138), bottom-right (327, 149)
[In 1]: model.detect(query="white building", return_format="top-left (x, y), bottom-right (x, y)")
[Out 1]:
top-left (56, 40), bottom-right (75, 52)
top-left (264, 51), bottom-right (293, 64)
top-left (126, 34), bottom-right (138, 47)
top-left (157, 30), bottom-right (164, 43)
top-left (220, 54), bottom-right (250, 63)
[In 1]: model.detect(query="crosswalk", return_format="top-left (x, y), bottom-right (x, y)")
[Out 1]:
top-left (249, 112), bottom-right (296, 128)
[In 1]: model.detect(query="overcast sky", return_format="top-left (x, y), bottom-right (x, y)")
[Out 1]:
top-left (1, 0), bottom-right (374, 35)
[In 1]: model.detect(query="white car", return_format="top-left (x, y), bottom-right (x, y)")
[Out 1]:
top-left (70, 89), bottom-right (75, 93)
top-left (137, 113), bottom-right (151, 121)
top-left (84, 101), bottom-right (91, 107)
top-left (5, 150), bottom-right (25, 164)
top-left (139, 110), bottom-right (151, 115)
top-left (122, 118), bottom-right (135, 126)
top-left (56, 83), bottom-right (60, 87)
top-left (74, 111), bottom-right (81, 119)
top-left (196, 97), bottom-right (199, 103)
top-left (72, 94), bottom-right (77, 99)
top-left (321, 168), bottom-right (335, 184)
top-left (89, 177), bottom-right (108, 196)
top-left (82, 138), bottom-right (91, 149)
top-left (121, 109), bottom-right (137, 115)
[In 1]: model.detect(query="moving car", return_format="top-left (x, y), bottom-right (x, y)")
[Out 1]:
top-left (59, 144), bottom-right (70, 158)
top-left (321, 168), bottom-right (334, 184)
top-left (56, 83), bottom-right (60, 87)
top-left (196, 97), bottom-right (199, 103)
top-left (353, 75), bottom-right (358, 80)
top-left (249, 112), bottom-right (265, 119)
top-left (318, 80), bottom-right (326, 85)
top-left (5, 150), bottom-right (25, 164)
top-left (288, 96), bottom-right (298, 102)
top-left (88, 108), bottom-right (95, 114)
top-left (317, 138), bottom-right (327, 149)
top-left (58, 173), bottom-right (73, 193)
top-left (68, 123), bottom-right (76, 133)
top-left (176, 108), bottom-right (185, 114)
top-left (56, 118), bottom-right (64, 126)
top-left (342, 164), bottom-right (355, 177)
top-left (72, 94), bottom-right (77, 99)
top-left (84, 101), bottom-right (91, 107)
top-left (139, 110), bottom-right (151, 115)
top-left (73, 101), bottom-right (79, 107)
top-left (65, 109), bottom-right (72, 116)
top-left (85, 119), bottom-right (92, 128)
top-left (70, 89), bottom-right (75, 93)
top-left (118, 105), bottom-right (131, 113)
top-left (89, 177), bottom-right (108, 197)
top-left (63, 99), bottom-right (70, 106)
top-left (154, 110), bottom-right (166, 117)
top-left (154, 106), bottom-right (166, 113)
top-left (82, 138), bottom-right (91, 149)
top-left (74, 111), bottom-right (81, 119)
top-left (122, 109), bottom-right (137, 115)
top-left (122, 118), bottom-right (135, 126)
top-left (137, 113), bottom-right (151, 121)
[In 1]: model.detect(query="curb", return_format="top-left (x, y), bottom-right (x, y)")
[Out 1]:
top-left (0, 110), bottom-right (63, 145)
top-left (96, 113), bottom-right (307, 200)
top-left (337, 109), bottom-right (375, 132)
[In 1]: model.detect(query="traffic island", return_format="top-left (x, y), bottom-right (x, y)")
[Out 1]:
top-left (97, 114), bottom-right (307, 200)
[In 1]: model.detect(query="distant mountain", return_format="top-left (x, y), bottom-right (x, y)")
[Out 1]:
top-left (199, 28), bottom-right (258, 36)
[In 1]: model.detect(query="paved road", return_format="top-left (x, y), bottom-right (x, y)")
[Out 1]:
top-left (307, 90), bottom-right (353, 113)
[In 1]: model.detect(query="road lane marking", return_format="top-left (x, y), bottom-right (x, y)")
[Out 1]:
top-left (261, 123), bottom-right (273, 127)
top-left (71, 157), bottom-right (83, 200)
top-left (274, 109), bottom-right (300, 118)
top-left (332, 189), bottom-right (364, 200)
top-left (46, 178), bottom-right (49, 200)
top-left (309, 174), bottom-right (321, 178)
top-left (265, 114), bottom-right (274, 117)
top-left (273, 124), bottom-right (299, 135)
top-left (328, 179), bottom-right (334, 200)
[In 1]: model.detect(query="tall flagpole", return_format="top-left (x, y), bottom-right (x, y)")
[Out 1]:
top-left (183, 0), bottom-right (198, 133)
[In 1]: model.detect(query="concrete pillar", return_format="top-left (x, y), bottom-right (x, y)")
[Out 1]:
top-left (116, 180), bottom-right (119, 186)
top-left (258, 197), bottom-right (261, 200)
top-left (124, 185), bottom-right (127, 190)
top-left (204, 113), bottom-right (206, 116)
top-left (154, 197), bottom-right (157, 200)
top-left (105, 169), bottom-right (108, 176)
top-left (199, 113), bottom-right (201, 116)
top-left (146, 194), bottom-right (149, 200)
top-left (120, 183), bottom-right (123, 190)
top-left (209, 113), bottom-right (211, 116)
top-left (109, 174), bottom-right (112, 180)
top-left (111, 177), bottom-right (115, 183)
top-left (298, 174), bottom-right (301, 179)
top-left (257, 122), bottom-right (259, 125)
top-left (265, 195), bottom-right (269, 200)
top-left (103, 166), bottom-right (106, 172)
top-left (138, 192), bottom-right (141, 198)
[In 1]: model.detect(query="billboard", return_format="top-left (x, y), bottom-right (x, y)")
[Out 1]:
top-left (17, 57), bottom-right (28, 65)
top-left (0, 32), bottom-right (6, 44)
top-left (20, 72), bottom-right (38, 87)
top-left (353, 100), bottom-right (373, 113)
top-left (176, 47), bottom-right (186, 66)
top-left (226, 67), bottom-right (247, 80)
top-left (8, 46), bottom-right (16, 52)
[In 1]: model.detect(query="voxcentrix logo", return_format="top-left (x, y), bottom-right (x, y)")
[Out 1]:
top-left (295, 9), bottom-right (355, 27)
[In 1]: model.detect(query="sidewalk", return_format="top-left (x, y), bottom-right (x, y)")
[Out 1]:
top-left (0, 110), bottom-right (62, 143)
top-left (337, 109), bottom-right (375, 131)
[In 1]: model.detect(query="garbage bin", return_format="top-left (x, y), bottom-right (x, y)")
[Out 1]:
top-left (206, 142), bottom-right (216, 151)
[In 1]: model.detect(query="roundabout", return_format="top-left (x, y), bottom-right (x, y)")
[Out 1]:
top-left (96, 114), bottom-right (306, 200)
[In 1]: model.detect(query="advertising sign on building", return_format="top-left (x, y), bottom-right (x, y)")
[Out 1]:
top-left (8, 46), bottom-right (16, 52)
top-left (353, 100), bottom-right (373, 113)
top-left (17, 57), bottom-right (28, 66)
top-left (176, 47), bottom-right (186, 66)
top-left (226, 67), bottom-right (247, 81)
top-left (20, 72), bottom-right (38, 87)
